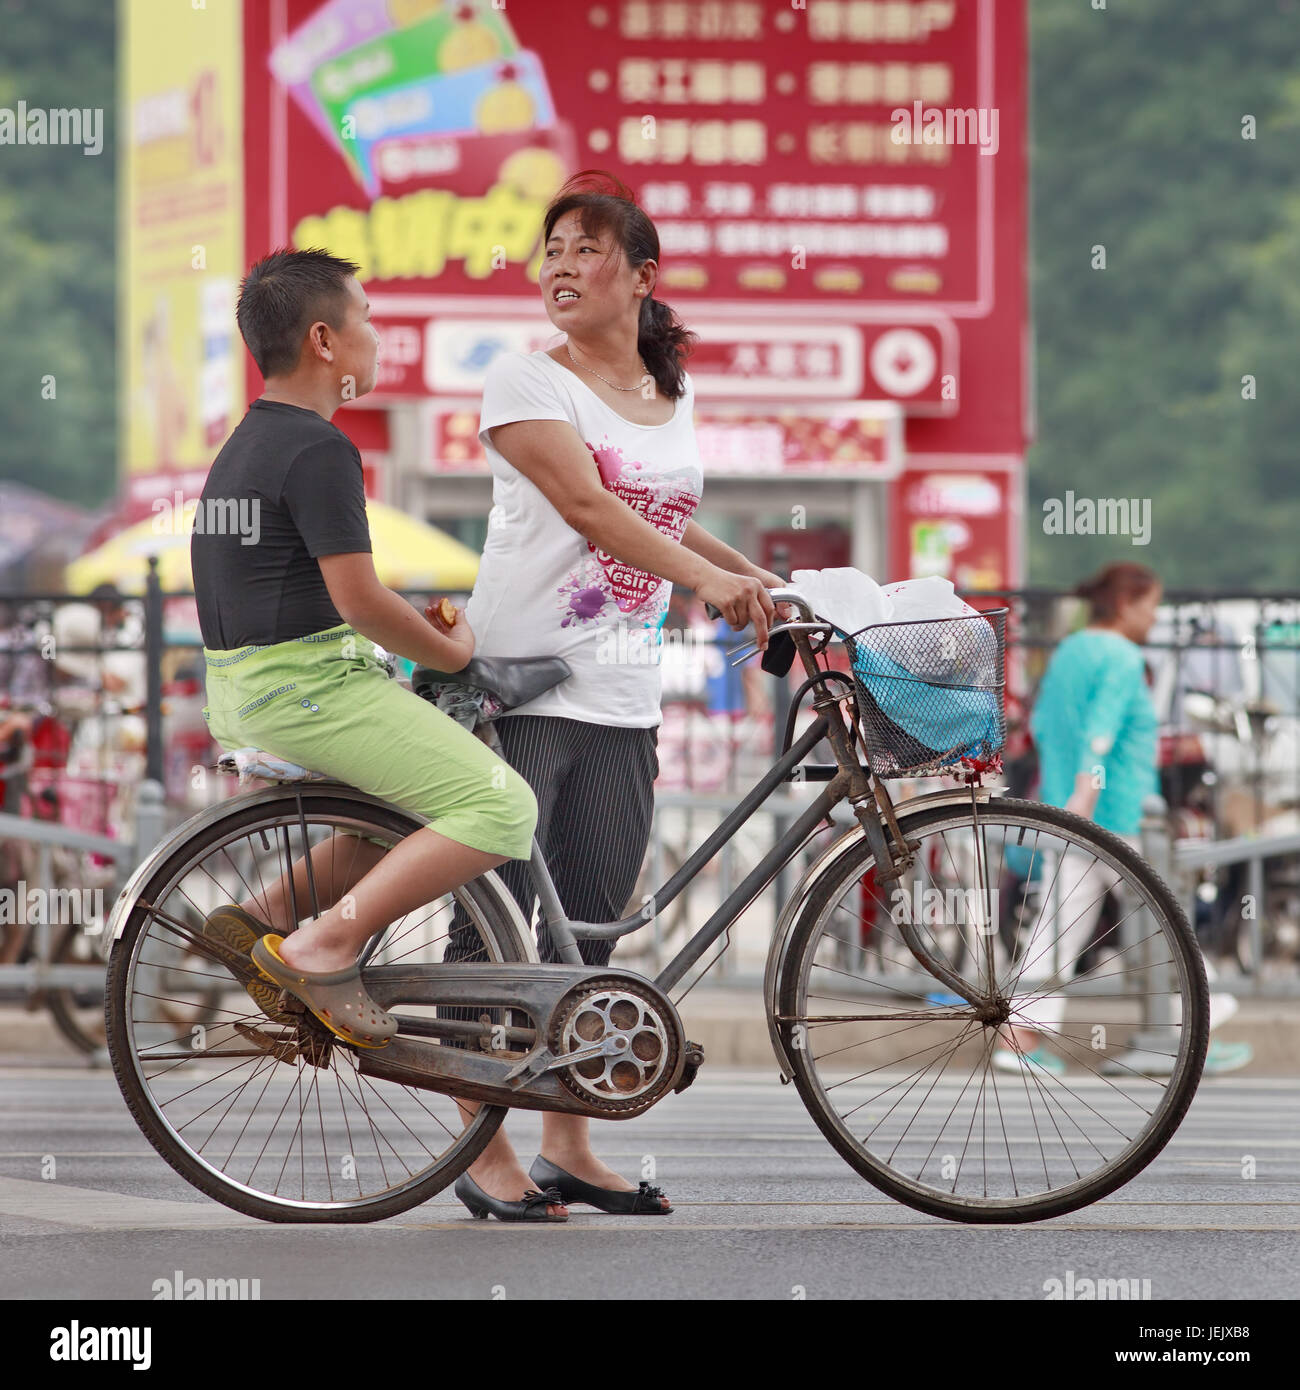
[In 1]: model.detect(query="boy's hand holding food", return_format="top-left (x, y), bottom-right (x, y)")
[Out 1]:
top-left (424, 596), bottom-right (475, 667)
top-left (425, 597), bottom-right (459, 631)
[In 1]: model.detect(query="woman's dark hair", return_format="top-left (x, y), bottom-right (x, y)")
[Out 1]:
top-left (236, 247), bottom-right (362, 379)
top-left (542, 170), bottom-right (697, 401)
top-left (1074, 562), bottom-right (1161, 623)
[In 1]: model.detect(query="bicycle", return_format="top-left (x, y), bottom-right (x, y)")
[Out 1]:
top-left (103, 589), bottom-right (1208, 1224)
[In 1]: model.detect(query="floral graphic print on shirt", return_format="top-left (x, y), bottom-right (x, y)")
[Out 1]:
top-left (556, 440), bottom-right (701, 629)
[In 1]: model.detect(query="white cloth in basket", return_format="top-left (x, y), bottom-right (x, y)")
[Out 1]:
top-left (787, 568), bottom-right (980, 633)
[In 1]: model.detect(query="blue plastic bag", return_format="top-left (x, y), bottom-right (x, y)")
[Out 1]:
top-left (849, 630), bottom-right (1000, 764)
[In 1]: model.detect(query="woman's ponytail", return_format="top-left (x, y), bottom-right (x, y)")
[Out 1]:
top-left (637, 293), bottom-right (698, 401)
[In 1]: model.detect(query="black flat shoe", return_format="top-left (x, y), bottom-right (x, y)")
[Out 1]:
top-left (529, 1155), bottom-right (673, 1214)
top-left (454, 1172), bottom-right (568, 1222)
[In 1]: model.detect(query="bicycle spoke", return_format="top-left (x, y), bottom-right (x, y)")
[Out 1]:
top-left (195, 1051), bottom-right (279, 1153)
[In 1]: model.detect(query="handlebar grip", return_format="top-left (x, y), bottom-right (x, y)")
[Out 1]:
top-left (705, 603), bottom-right (722, 620)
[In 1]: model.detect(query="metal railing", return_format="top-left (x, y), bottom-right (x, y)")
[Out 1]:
top-left (0, 781), bottom-right (164, 992)
top-left (2, 578), bottom-right (1297, 1022)
top-left (1155, 810), bottom-right (1300, 999)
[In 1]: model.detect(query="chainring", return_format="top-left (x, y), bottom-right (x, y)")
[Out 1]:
top-left (549, 976), bottom-right (684, 1116)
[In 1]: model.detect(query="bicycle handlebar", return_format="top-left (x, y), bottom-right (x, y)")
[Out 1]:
top-left (704, 587), bottom-right (817, 626)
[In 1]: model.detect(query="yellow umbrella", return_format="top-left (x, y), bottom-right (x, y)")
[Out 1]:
top-left (65, 500), bottom-right (480, 594)
top-left (64, 501), bottom-right (198, 593)
top-left (365, 502), bottom-right (480, 590)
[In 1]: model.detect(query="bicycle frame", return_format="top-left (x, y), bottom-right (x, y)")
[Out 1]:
top-left (480, 585), bottom-right (971, 1002)
top-left (492, 709), bottom-right (841, 990)
top-left (108, 590), bottom-right (997, 1118)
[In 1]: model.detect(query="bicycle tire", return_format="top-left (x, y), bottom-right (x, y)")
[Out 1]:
top-left (106, 788), bottom-right (533, 1224)
top-left (777, 797), bottom-right (1209, 1223)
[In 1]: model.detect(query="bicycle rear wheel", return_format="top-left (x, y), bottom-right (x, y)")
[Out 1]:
top-left (106, 788), bottom-right (533, 1223)
top-left (777, 797), bottom-right (1208, 1223)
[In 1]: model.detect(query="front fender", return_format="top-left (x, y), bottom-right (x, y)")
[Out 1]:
top-left (763, 784), bottom-right (999, 1080)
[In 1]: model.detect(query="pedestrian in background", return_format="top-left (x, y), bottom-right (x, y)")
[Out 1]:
top-left (1001, 562), bottom-right (1251, 1076)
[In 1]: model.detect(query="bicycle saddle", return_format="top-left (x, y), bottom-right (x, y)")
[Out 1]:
top-left (411, 656), bottom-right (571, 715)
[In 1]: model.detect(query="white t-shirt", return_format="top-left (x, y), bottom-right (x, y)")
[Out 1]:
top-left (466, 349), bottom-right (704, 726)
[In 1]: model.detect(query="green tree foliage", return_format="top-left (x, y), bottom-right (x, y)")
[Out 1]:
top-left (0, 1), bottom-right (1296, 586)
top-left (1028, 0), bottom-right (1300, 587)
top-left (0, 0), bottom-right (116, 510)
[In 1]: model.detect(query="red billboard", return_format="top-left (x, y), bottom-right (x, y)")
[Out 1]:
top-left (242, 0), bottom-right (1028, 456)
top-left (431, 397), bottom-right (904, 478)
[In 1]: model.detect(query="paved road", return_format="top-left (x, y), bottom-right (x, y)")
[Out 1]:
top-left (1, 1062), bottom-right (1296, 1300)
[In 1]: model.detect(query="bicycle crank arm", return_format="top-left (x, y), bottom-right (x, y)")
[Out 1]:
top-left (355, 1035), bottom-right (651, 1119)
top-left (495, 1030), bottom-right (632, 1085)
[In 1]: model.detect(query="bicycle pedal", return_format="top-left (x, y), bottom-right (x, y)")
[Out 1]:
top-left (673, 1040), bottom-right (705, 1094)
top-left (233, 1021), bottom-right (332, 1068)
top-left (276, 989), bottom-right (307, 1016)
top-left (232, 1022), bottom-right (300, 1064)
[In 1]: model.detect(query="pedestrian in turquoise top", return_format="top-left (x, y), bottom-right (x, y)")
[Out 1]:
top-left (998, 564), bottom-right (1161, 1074)
top-left (1030, 566), bottom-right (1160, 836)
top-left (1000, 564), bottom-right (1251, 1075)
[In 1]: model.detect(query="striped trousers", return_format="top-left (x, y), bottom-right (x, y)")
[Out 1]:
top-left (445, 714), bottom-right (659, 988)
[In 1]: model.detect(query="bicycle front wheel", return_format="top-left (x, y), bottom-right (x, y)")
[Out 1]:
top-left (777, 797), bottom-right (1208, 1223)
top-left (106, 788), bottom-right (533, 1223)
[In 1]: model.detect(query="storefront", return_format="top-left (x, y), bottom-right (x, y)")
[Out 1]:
top-left (345, 320), bottom-right (907, 581)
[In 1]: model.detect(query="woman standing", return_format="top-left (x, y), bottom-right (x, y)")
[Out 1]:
top-left (1003, 562), bottom-right (1248, 1076)
top-left (450, 171), bottom-right (786, 1220)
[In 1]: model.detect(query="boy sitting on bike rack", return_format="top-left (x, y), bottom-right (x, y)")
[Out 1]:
top-left (191, 248), bottom-right (538, 1050)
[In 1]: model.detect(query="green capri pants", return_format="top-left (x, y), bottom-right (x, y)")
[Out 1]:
top-left (202, 623), bottom-right (537, 860)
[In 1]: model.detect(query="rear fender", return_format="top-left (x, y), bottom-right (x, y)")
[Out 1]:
top-left (109, 783), bottom-right (539, 965)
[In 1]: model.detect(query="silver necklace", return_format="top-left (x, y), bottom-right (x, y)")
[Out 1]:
top-left (566, 342), bottom-right (647, 391)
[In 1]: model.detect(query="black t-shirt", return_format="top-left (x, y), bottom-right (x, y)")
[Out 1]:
top-left (192, 399), bottom-right (372, 649)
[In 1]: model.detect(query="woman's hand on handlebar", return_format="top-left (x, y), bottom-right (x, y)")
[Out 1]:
top-left (749, 567), bottom-right (800, 623)
top-left (698, 570), bottom-right (776, 649)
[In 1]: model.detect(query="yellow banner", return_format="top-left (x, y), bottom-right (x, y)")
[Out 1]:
top-left (120, 0), bottom-right (244, 480)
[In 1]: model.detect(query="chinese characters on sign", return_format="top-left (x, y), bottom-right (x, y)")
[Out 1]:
top-left (263, 0), bottom-right (983, 307)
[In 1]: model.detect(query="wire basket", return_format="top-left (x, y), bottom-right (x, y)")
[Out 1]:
top-left (842, 609), bottom-right (1007, 778)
